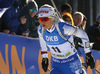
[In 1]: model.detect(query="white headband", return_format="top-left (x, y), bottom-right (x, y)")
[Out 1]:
top-left (38, 8), bottom-right (55, 18)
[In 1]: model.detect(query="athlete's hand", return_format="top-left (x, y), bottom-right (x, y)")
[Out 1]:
top-left (86, 52), bottom-right (95, 69)
top-left (73, 36), bottom-right (83, 49)
top-left (41, 58), bottom-right (49, 72)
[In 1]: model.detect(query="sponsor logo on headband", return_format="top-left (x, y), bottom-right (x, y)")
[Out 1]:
top-left (39, 10), bottom-right (49, 14)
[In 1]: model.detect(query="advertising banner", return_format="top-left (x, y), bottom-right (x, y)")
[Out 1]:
top-left (0, 33), bottom-right (100, 74)
top-left (0, 33), bottom-right (40, 74)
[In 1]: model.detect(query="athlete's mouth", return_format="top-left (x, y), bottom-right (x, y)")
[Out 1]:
top-left (43, 25), bottom-right (46, 27)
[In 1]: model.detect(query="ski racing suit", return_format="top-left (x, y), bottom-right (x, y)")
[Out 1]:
top-left (38, 21), bottom-right (91, 74)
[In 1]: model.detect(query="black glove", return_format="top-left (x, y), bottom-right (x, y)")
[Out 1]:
top-left (73, 36), bottom-right (83, 49)
top-left (41, 58), bottom-right (49, 72)
top-left (86, 52), bottom-right (95, 69)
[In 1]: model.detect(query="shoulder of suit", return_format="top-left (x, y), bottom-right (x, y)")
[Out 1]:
top-left (59, 23), bottom-right (76, 35)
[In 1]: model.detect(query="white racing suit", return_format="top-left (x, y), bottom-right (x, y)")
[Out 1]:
top-left (38, 21), bottom-right (91, 74)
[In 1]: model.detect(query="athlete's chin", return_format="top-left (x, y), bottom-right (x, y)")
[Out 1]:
top-left (43, 27), bottom-right (48, 29)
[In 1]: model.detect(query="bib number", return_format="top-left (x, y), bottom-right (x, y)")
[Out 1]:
top-left (51, 47), bottom-right (61, 53)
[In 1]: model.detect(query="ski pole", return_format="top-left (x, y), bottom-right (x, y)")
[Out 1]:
top-left (82, 63), bottom-right (100, 74)
top-left (50, 0), bottom-right (62, 19)
top-left (48, 68), bottom-right (51, 72)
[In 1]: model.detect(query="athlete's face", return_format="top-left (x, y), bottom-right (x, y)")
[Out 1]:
top-left (39, 17), bottom-right (54, 29)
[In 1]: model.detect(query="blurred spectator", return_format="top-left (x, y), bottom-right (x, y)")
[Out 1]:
top-left (19, 1), bottom-right (38, 38)
top-left (0, 0), bottom-right (10, 18)
top-left (61, 3), bottom-right (72, 14)
top-left (2, 0), bottom-right (24, 35)
top-left (80, 15), bottom-right (87, 31)
top-left (73, 11), bottom-right (84, 27)
top-left (86, 14), bottom-right (100, 32)
top-left (0, 17), bottom-right (10, 33)
top-left (86, 14), bottom-right (100, 50)
top-left (61, 3), bottom-right (73, 26)
top-left (62, 12), bottom-right (74, 25)
top-left (19, 0), bottom-right (26, 10)
top-left (73, 12), bottom-right (86, 56)
top-left (0, 0), bottom-right (11, 33)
